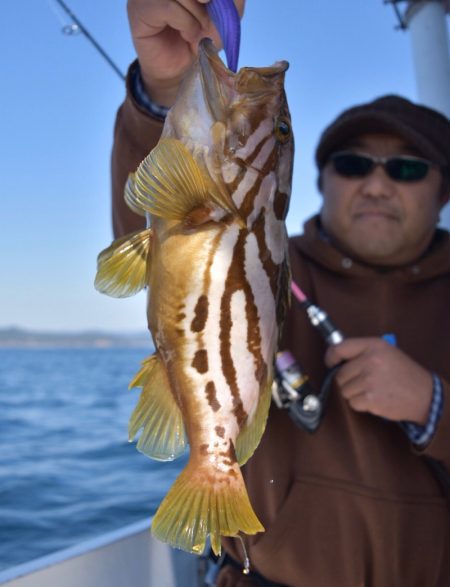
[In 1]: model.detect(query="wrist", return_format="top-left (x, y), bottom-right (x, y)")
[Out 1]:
top-left (139, 67), bottom-right (182, 109)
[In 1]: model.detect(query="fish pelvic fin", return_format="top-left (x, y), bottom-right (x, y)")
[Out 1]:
top-left (235, 376), bottom-right (273, 466)
top-left (94, 229), bottom-right (152, 298)
top-left (129, 354), bottom-right (187, 461)
top-left (151, 458), bottom-right (264, 556)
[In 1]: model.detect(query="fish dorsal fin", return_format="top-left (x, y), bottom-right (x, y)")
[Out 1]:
top-left (125, 138), bottom-right (241, 222)
top-left (128, 354), bottom-right (187, 461)
top-left (235, 375), bottom-right (272, 466)
top-left (95, 229), bottom-right (152, 298)
top-left (125, 138), bottom-right (209, 219)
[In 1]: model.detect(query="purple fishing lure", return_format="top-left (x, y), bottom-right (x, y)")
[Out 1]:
top-left (206, 0), bottom-right (241, 72)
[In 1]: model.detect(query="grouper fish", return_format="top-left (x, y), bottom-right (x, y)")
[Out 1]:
top-left (95, 38), bottom-right (294, 556)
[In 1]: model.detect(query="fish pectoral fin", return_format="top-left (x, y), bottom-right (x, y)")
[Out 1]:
top-left (151, 459), bottom-right (264, 556)
top-left (124, 138), bottom-right (210, 221)
top-left (124, 172), bottom-right (146, 216)
top-left (94, 229), bottom-right (152, 298)
top-left (128, 354), bottom-right (187, 461)
top-left (235, 376), bottom-right (273, 466)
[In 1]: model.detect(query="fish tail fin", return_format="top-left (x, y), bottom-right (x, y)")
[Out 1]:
top-left (151, 459), bottom-right (264, 556)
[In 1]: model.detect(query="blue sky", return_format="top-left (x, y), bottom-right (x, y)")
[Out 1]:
top-left (1, 1), bottom-right (445, 332)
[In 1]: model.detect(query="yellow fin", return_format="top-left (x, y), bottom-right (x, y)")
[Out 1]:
top-left (124, 139), bottom-right (209, 220)
top-left (124, 172), bottom-right (146, 217)
top-left (151, 459), bottom-right (264, 556)
top-left (129, 354), bottom-right (187, 461)
top-left (125, 138), bottom-right (242, 223)
top-left (235, 376), bottom-right (273, 466)
top-left (95, 229), bottom-right (152, 298)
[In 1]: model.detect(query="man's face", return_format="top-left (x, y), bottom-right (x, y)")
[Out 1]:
top-left (320, 133), bottom-right (446, 266)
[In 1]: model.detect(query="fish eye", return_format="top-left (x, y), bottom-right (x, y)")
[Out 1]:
top-left (275, 117), bottom-right (291, 143)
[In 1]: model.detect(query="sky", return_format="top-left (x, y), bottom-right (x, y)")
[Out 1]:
top-left (1, 1), bottom-right (448, 332)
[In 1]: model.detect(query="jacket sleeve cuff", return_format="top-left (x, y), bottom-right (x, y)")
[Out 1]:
top-left (415, 377), bottom-right (450, 466)
top-left (119, 60), bottom-right (166, 149)
top-left (401, 373), bottom-right (443, 446)
top-left (129, 60), bottom-right (169, 120)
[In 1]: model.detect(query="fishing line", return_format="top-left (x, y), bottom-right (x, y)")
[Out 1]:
top-left (46, 0), bottom-right (125, 81)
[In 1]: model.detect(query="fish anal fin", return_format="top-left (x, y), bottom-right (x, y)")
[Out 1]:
top-left (151, 460), bottom-right (264, 556)
top-left (129, 354), bottom-right (187, 461)
top-left (235, 376), bottom-right (272, 466)
top-left (95, 229), bottom-right (152, 298)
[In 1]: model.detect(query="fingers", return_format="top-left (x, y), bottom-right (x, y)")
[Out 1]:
top-left (325, 338), bottom-right (393, 416)
top-left (326, 337), bottom-right (433, 422)
top-left (174, 0), bottom-right (211, 40)
top-left (325, 337), bottom-right (388, 369)
top-left (333, 357), bottom-right (372, 410)
top-left (128, 0), bottom-right (206, 41)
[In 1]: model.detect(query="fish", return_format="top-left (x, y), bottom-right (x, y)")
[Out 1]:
top-left (95, 38), bottom-right (294, 556)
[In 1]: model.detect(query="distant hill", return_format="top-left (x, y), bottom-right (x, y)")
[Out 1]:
top-left (0, 327), bottom-right (152, 349)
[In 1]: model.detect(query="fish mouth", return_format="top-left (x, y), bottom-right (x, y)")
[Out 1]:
top-left (198, 38), bottom-right (289, 122)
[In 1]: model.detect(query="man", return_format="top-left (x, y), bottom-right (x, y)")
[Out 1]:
top-left (111, 1), bottom-right (450, 584)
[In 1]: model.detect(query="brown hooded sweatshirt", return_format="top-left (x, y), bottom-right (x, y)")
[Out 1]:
top-left (111, 72), bottom-right (450, 587)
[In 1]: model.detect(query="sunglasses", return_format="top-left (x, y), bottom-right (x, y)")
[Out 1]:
top-left (330, 151), bottom-right (434, 182)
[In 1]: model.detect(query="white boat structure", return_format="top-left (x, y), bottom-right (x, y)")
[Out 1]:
top-left (0, 518), bottom-right (201, 587)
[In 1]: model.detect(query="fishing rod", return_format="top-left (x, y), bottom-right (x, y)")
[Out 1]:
top-left (272, 281), bottom-right (344, 433)
top-left (51, 0), bottom-right (125, 81)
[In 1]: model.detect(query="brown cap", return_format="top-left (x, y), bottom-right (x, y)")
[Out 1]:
top-left (315, 95), bottom-right (450, 172)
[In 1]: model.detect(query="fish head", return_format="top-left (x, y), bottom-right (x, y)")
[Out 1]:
top-left (162, 39), bottom-right (294, 221)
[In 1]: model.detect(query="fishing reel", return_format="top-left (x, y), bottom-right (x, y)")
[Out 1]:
top-left (272, 351), bottom-right (337, 433)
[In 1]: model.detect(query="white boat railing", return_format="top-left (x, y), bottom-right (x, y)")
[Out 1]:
top-left (0, 518), bottom-right (200, 587)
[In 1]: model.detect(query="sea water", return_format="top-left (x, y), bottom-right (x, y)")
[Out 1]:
top-left (0, 348), bottom-right (188, 572)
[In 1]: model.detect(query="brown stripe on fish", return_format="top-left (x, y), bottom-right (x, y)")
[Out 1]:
top-left (242, 134), bottom-right (274, 170)
top-left (190, 230), bottom-right (224, 338)
top-left (192, 349), bottom-right (209, 374)
top-left (226, 149), bottom-right (279, 222)
top-left (215, 425), bottom-right (225, 438)
top-left (219, 443), bottom-right (237, 468)
top-left (205, 381), bottom-right (221, 412)
top-left (219, 229), bottom-right (267, 426)
top-left (190, 295), bottom-right (209, 333)
top-left (252, 210), bottom-right (279, 298)
top-left (238, 172), bottom-right (266, 221)
top-left (189, 229), bottom-right (225, 379)
top-left (273, 190), bottom-right (289, 221)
